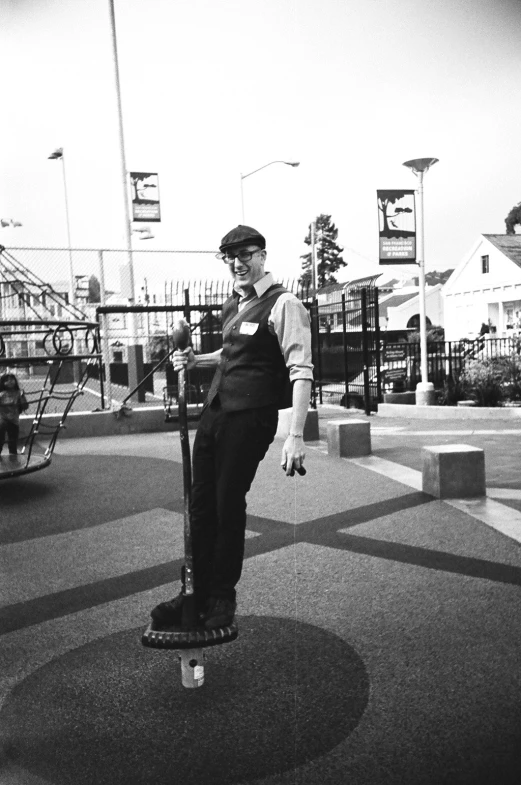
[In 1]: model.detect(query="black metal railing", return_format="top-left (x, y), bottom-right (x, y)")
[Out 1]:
top-left (381, 336), bottom-right (521, 393)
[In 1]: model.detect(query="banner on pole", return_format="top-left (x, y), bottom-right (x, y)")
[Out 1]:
top-left (130, 172), bottom-right (161, 222)
top-left (377, 190), bottom-right (416, 264)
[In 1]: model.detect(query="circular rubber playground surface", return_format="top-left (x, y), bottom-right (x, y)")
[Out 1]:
top-left (0, 453), bottom-right (183, 544)
top-left (1, 616), bottom-right (369, 785)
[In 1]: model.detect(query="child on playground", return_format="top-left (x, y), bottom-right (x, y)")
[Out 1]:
top-left (0, 373), bottom-right (28, 457)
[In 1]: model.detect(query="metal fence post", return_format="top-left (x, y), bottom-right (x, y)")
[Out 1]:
top-left (311, 299), bottom-right (323, 405)
top-left (98, 250), bottom-right (112, 409)
top-left (361, 288), bottom-right (371, 415)
top-left (341, 293), bottom-right (349, 408)
top-left (374, 287), bottom-right (382, 403)
top-left (184, 288), bottom-right (191, 325)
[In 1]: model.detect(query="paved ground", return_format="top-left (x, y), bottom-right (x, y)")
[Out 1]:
top-left (1, 404), bottom-right (521, 784)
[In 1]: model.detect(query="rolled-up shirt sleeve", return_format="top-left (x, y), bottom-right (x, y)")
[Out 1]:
top-left (269, 293), bottom-right (314, 383)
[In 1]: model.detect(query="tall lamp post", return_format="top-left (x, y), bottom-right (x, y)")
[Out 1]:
top-left (402, 157), bottom-right (439, 406)
top-left (240, 160), bottom-right (299, 222)
top-left (48, 147), bottom-right (75, 307)
top-left (108, 0), bottom-right (144, 403)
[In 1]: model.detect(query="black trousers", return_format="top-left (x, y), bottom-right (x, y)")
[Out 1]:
top-left (190, 399), bottom-right (278, 602)
top-left (0, 419), bottom-right (19, 455)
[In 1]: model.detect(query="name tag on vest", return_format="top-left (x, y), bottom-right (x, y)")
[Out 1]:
top-left (239, 321), bottom-right (259, 335)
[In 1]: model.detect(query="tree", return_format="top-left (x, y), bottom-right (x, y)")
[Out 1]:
top-left (411, 270), bottom-right (454, 287)
top-left (505, 202), bottom-right (521, 235)
top-left (87, 275), bottom-right (101, 303)
top-left (130, 173), bottom-right (158, 204)
top-left (300, 214), bottom-right (346, 289)
top-left (377, 190), bottom-right (413, 235)
top-left (425, 269), bottom-right (454, 286)
top-left (149, 334), bottom-right (170, 362)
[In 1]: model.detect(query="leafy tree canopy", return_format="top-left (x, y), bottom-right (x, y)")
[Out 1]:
top-left (88, 275), bottom-right (101, 303)
top-left (426, 269), bottom-right (454, 286)
top-left (505, 202), bottom-right (521, 235)
top-left (300, 214), bottom-right (346, 290)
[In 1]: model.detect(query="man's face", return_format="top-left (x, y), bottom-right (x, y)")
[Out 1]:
top-left (224, 245), bottom-right (266, 290)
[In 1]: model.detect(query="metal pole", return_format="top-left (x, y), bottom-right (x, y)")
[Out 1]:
top-left (403, 156), bottom-right (438, 405)
top-left (341, 292), bottom-right (349, 408)
top-left (374, 287), bottom-right (382, 402)
top-left (107, 0), bottom-right (134, 296)
top-left (60, 152), bottom-right (75, 306)
top-left (312, 298), bottom-right (323, 405)
top-left (108, 0), bottom-right (143, 403)
top-left (361, 288), bottom-right (371, 415)
top-left (417, 170), bottom-right (428, 385)
top-left (98, 250), bottom-right (113, 408)
top-left (311, 221), bottom-right (317, 294)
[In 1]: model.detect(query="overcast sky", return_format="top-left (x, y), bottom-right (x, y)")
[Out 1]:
top-left (2, 0), bottom-right (521, 291)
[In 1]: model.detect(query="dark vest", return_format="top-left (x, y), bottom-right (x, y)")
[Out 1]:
top-left (207, 284), bottom-right (291, 411)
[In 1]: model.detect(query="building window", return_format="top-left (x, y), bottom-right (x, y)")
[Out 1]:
top-left (481, 255), bottom-right (489, 274)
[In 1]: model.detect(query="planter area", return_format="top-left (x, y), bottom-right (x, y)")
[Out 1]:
top-left (378, 402), bottom-right (521, 419)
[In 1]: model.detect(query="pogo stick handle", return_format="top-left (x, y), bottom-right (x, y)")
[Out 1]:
top-left (172, 319), bottom-right (191, 351)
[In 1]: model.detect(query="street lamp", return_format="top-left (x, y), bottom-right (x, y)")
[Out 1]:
top-left (108, 0), bottom-right (144, 403)
top-left (1, 219), bottom-right (22, 228)
top-left (240, 160), bottom-right (300, 222)
top-left (402, 157), bottom-right (439, 406)
top-left (132, 226), bottom-right (154, 240)
top-left (48, 147), bottom-right (75, 306)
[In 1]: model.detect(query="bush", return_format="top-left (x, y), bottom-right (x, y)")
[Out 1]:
top-left (458, 358), bottom-right (505, 407)
top-left (434, 354), bottom-right (521, 407)
top-left (436, 378), bottom-right (466, 406)
top-left (493, 355), bottom-right (521, 401)
top-left (407, 325), bottom-right (445, 344)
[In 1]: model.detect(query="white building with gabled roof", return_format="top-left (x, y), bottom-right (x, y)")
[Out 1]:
top-left (442, 234), bottom-right (521, 340)
top-left (381, 285), bottom-right (444, 332)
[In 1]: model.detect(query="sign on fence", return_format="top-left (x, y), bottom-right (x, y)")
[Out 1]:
top-left (384, 345), bottom-right (408, 363)
top-left (383, 367), bottom-right (407, 383)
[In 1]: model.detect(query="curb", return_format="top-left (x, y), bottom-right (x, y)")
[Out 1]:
top-left (377, 403), bottom-right (521, 420)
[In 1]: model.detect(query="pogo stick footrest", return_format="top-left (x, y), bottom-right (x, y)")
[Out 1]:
top-left (141, 622), bottom-right (239, 650)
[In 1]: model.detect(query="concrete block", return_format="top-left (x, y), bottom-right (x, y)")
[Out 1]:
top-left (383, 391), bottom-right (416, 405)
top-left (327, 419), bottom-right (371, 458)
top-left (422, 444), bottom-right (485, 499)
top-left (276, 408), bottom-right (319, 441)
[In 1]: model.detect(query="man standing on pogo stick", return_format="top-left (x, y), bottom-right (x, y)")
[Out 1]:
top-left (151, 225), bottom-right (313, 630)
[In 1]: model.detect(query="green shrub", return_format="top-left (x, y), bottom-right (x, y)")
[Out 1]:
top-left (492, 355), bottom-right (521, 401)
top-left (458, 358), bottom-right (505, 406)
top-left (407, 325), bottom-right (445, 344)
top-left (436, 378), bottom-right (466, 406)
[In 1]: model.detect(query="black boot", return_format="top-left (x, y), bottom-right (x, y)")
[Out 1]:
top-left (204, 597), bottom-right (237, 630)
top-left (150, 567), bottom-right (206, 628)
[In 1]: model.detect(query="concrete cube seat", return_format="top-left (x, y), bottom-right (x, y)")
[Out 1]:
top-left (327, 419), bottom-right (371, 458)
top-left (422, 444), bottom-right (485, 499)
